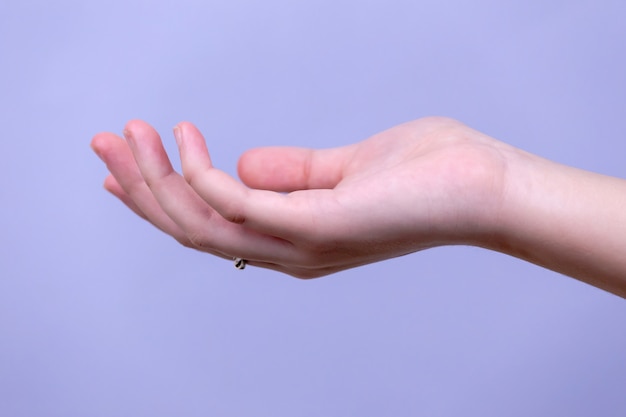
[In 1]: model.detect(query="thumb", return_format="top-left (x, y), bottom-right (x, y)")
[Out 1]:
top-left (237, 146), bottom-right (352, 192)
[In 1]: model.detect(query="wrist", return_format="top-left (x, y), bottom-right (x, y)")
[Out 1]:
top-left (480, 143), bottom-right (626, 296)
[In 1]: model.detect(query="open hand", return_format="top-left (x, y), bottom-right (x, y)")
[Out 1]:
top-left (91, 117), bottom-right (508, 278)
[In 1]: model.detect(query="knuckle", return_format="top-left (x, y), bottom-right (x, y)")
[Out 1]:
top-left (223, 211), bottom-right (246, 225)
top-left (220, 201), bottom-right (247, 225)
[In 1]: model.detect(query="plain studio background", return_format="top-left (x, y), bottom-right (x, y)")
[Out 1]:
top-left (1, 1), bottom-right (625, 416)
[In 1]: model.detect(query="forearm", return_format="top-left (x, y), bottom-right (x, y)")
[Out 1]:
top-left (488, 148), bottom-right (626, 298)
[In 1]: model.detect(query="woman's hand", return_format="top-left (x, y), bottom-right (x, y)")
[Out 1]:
top-left (91, 117), bottom-right (509, 278)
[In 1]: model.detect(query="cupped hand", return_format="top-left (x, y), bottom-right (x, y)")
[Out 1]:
top-left (91, 117), bottom-right (509, 278)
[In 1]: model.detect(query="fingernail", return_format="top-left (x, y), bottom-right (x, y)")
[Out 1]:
top-left (173, 125), bottom-right (182, 146)
top-left (123, 128), bottom-right (135, 147)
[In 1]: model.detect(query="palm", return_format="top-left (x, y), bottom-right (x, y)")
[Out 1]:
top-left (237, 117), bottom-right (508, 274)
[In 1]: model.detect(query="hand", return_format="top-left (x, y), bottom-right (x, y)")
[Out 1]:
top-left (91, 117), bottom-right (510, 278)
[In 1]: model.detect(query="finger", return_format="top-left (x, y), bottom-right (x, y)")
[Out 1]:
top-left (91, 131), bottom-right (189, 242)
top-left (237, 145), bottom-right (353, 192)
top-left (104, 174), bottom-right (231, 262)
top-left (122, 120), bottom-right (218, 235)
top-left (125, 120), bottom-right (297, 262)
top-left (176, 122), bottom-right (340, 240)
top-left (103, 174), bottom-right (148, 220)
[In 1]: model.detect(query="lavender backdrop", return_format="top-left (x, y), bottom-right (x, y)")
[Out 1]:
top-left (1, 1), bottom-right (625, 416)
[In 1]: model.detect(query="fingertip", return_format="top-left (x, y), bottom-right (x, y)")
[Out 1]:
top-left (177, 121), bottom-right (207, 147)
top-left (237, 147), bottom-right (313, 191)
top-left (103, 174), bottom-right (120, 194)
top-left (90, 132), bottom-right (119, 159)
top-left (124, 119), bottom-right (151, 131)
top-left (175, 120), bottom-right (196, 130)
top-left (122, 119), bottom-right (161, 145)
top-left (90, 135), bottom-right (105, 158)
top-left (172, 121), bottom-right (199, 146)
top-left (237, 148), bottom-right (265, 187)
top-left (91, 131), bottom-right (108, 146)
top-left (236, 147), bottom-right (258, 170)
top-left (176, 122), bottom-right (213, 175)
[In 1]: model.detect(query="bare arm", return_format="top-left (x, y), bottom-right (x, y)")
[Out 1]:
top-left (489, 147), bottom-right (626, 297)
top-left (90, 117), bottom-right (626, 298)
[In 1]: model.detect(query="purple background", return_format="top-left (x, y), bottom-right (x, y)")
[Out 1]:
top-left (1, 1), bottom-right (626, 415)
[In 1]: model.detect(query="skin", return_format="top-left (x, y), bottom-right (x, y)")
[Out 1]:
top-left (91, 117), bottom-right (626, 298)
